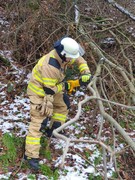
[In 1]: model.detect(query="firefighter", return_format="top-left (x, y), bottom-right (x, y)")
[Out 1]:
top-left (24, 37), bottom-right (92, 170)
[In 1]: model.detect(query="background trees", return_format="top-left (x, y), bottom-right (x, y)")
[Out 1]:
top-left (1, 0), bottom-right (135, 179)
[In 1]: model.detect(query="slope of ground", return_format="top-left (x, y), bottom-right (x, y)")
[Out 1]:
top-left (0, 0), bottom-right (135, 179)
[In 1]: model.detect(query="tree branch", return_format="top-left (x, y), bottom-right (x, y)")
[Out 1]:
top-left (106, 0), bottom-right (135, 21)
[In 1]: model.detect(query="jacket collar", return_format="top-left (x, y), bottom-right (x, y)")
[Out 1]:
top-left (49, 49), bottom-right (66, 69)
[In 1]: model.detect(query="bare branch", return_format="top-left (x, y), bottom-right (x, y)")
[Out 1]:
top-left (106, 0), bottom-right (135, 21)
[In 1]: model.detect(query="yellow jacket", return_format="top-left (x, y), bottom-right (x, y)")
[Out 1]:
top-left (27, 49), bottom-right (90, 97)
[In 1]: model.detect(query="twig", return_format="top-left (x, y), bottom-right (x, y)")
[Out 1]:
top-left (52, 0), bottom-right (135, 171)
top-left (94, 19), bottom-right (129, 33)
top-left (71, 139), bottom-right (113, 153)
top-left (99, 76), bottom-right (114, 111)
top-left (106, 0), bottom-right (135, 21)
top-left (97, 113), bottom-right (104, 140)
top-left (92, 74), bottom-right (135, 151)
top-left (111, 124), bottom-right (123, 180)
top-left (69, 148), bottom-right (104, 177)
top-left (102, 147), bottom-right (108, 180)
top-left (109, 30), bottom-right (134, 80)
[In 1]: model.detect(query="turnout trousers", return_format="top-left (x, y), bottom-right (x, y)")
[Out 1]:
top-left (25, 92), bottom-right (69, 158)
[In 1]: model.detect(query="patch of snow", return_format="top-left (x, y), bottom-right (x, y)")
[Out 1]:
top-left (0, 48), bottom-right (129, 180)
top-left (75, 91), bottom-right (85, 97)
top-left (88, 149), bottom-right (101, 162)
top-left (39, 159), bottom-right (47, 165)
top-left (0, 173), bottom-right (12, 180)
top-left (96, 114), bottom-right (104, 124)
top-left (0, 50), bottom-right (12, 61)
top-left (0, 121), bottom-right (14, 133)
top-left (52, 138), bottom-right (66, 150)
top-left (59, 166), bottom-right (88, 180)
top-left (84, 166), bottom-right (95, 173)
top-left (15, 122), bottom-right (28, 137)
top-left (115, 143), bottom-right (125, 151)
top-left (73, 99), bottom-right (78, 105)
top-left (0, 17), bottom-right (10, 26)
top-left (107, 163), bottom-right (115, 178)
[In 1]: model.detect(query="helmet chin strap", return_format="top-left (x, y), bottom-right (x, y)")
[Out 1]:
top-left (58, 53), bottom-right (66, 63)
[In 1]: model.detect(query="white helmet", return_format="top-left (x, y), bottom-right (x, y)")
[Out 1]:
top-left (54, 37), bottom-right (85, 60)
top-left (60, 37), bottom-right (80, 58)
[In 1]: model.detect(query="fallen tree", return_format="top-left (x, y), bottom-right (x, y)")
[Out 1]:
top-left (53, 1), bottom-right (135, 179)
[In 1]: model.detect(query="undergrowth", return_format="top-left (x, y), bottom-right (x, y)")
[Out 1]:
top-left (0, 133), bottom-right (24, 171)
top-left (40, 164), bottom-right (59, 180)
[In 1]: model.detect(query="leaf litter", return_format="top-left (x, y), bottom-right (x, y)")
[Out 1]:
top-left (0, 50), bottom-right (135, 179)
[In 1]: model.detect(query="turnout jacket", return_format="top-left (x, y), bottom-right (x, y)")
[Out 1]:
top-left (27, 49), bottom-right (90, 97)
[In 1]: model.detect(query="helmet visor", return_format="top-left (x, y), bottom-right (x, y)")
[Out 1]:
top-left (78, 44), bottom-right (85, 56)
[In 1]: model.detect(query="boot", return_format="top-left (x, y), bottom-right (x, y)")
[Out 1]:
top-left (24, 155), bottom-right (39, 170)
top-left (45, 121), bottom-right (61, 137)
top-left (45, 122), bottom-right (67, 138)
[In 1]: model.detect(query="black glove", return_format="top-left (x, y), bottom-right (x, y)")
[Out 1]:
top-left (40, 117), bottom-right (49, 133)
top-left (45, 121), bottom-right (61, 137)
top-left (40, 119), bottom-right (63, 137)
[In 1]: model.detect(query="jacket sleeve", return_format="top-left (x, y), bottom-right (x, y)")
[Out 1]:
top-left (75, 56), bottom-right (91, 74)
top-left (39, 63), bottom-right (62, 95)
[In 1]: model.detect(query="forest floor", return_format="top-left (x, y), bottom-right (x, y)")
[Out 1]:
top-left (0, 48), bottom-right (135, 180)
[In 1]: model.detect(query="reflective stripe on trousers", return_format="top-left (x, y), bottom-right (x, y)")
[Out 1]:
top-left (26, 136), bottom-right (40, 145)
top-left (52, 113), bottom-right (66, 123)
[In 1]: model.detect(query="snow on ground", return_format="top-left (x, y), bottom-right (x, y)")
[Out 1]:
top-left (0, 51), bottom-right (134, 179)
top-left (0, 52), bottom-right (111, 179)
